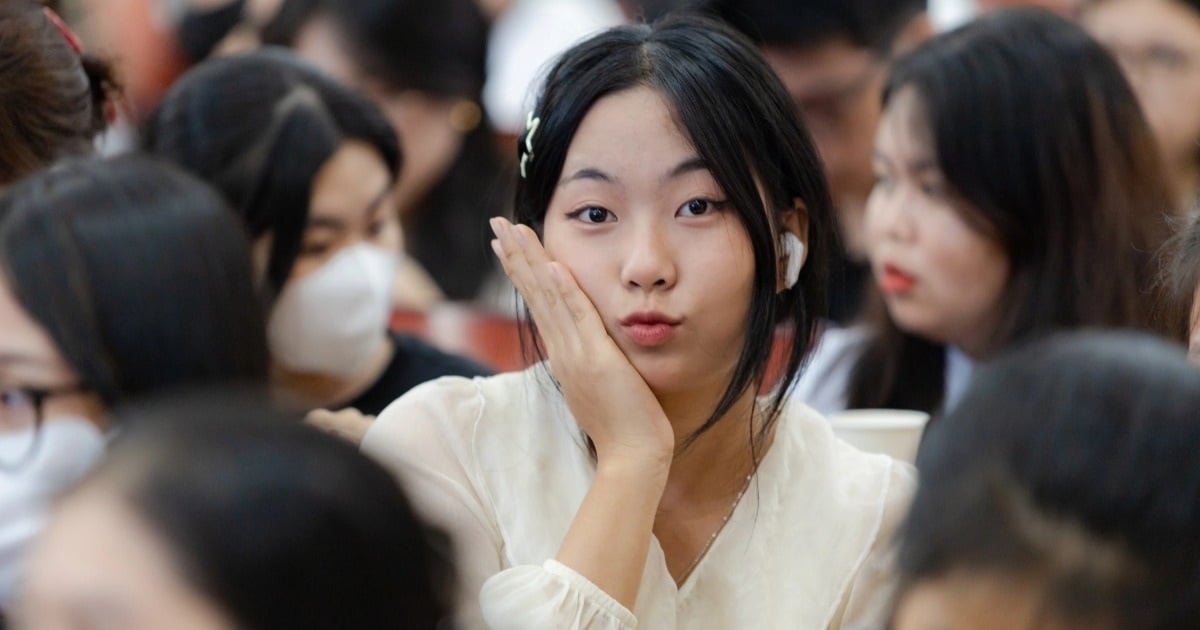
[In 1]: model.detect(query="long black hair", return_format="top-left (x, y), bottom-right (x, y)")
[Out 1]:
top-left (0, 156), bottom-right (268, 407)
top-left (142, 48), bottom-right (401, 305)
top-left (515, 15), bottom-right (834, 450)
top-left (847, 9), bottom-right (1177, 412)
top-left (899, 331), bottom-right (1200, 628)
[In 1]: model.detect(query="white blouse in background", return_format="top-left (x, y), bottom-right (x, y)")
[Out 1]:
top-left (362, 367), bottom-right (915, 629)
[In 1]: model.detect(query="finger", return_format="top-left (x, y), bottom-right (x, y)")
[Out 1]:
top-left (514, 225), bottom-right (590, 351)
top-left (489, 218), bottom-right (567, 349)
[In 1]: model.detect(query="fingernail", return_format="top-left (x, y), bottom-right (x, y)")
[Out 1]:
top-left (489, 217), bottom-right (503, 236)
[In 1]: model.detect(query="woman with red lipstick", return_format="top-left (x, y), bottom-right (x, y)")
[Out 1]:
top-left (795, 9), bottom-right (1178, 417)
top-left (361, 15), bottom-right (913, 629)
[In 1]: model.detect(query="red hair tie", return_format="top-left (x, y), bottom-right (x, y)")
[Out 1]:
top-left (43, 7), bottom-right (84, 54)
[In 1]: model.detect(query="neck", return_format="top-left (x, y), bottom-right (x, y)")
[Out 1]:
top-left (656, 385), bottom-right (769, 508)
top-left (271, 336), bottom-right (394, 410)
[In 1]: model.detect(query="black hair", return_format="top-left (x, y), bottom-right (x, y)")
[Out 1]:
top-left (0, 0), bottom-right (119, 185)
top-left (699, 0), bottom-right (925, 54)
top-left (319, 0), bottom-right (512, 300)
top-left (515, 15), bottom-right (833, 451)
top-left (142, 48), bottom-right (401, 304)
top-left (95, 393), bottom-right (454, 629)
top-left (0, 155), bottom-right (269, 407)
top-left (847, 9), bottom-right (1177, 412)
top-left (898, 331), bottom-right (1200, 628)
top-left (1165, 213), bottom-right (1200, 342)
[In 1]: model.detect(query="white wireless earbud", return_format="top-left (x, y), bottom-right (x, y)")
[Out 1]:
top-left (781, 231), bottom-right (805, 290)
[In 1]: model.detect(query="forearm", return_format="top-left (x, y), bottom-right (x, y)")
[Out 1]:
top-left (555, 456), bottom-right (669, 611)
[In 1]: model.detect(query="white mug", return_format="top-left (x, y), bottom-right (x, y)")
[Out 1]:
top-left (828, 409), bottom-right (931, 464)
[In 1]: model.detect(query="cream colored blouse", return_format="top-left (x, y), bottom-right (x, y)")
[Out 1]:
top-left (362, 367), bottom-right (915, 629)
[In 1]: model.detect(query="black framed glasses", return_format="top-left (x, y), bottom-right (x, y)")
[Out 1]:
top-left (0, 385), bottom-right (86, 472)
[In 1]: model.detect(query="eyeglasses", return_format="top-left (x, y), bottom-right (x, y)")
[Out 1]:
top-left (0, 385), bottom-right (85, 472)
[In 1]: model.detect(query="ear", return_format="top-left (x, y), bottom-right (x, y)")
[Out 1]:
top-left (776, 198), bottom-right (810, 293)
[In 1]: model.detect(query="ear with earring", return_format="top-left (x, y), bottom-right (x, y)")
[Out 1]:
top-left (780, 232), bottom-right (806, 290)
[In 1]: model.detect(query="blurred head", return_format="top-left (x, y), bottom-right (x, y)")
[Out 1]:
top-left (894, 331), bottom-right (1200, 630)
top-left (1082, 0), bottom-right (1200, 207)
top-left (289, 0), bottom-right (490, 216)
top-left (0, 0), bottom-right (117, 186)
top-left (15, 397), bottom-right (454, 630)
top-left (0, 156), bottom-right (268, 421)
top-left (701, 0), bottom-right (928, 257)
top-left (515, 15), bottom-right (833, 446)
top-left (866, 8), bottom-right (1175, 357)
top-left (144, 50), bottom-right (403, 379)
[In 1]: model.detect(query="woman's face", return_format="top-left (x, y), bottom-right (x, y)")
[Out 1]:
top-left (253, 140), bottom-right (401, 284)
top-left (865, 88), bottom-right (1011, 356)
top-left (15, 485), bottom-right (234, 630)
top-left (541, 86), bottom-right (764, 397)
top-left (1084, 0), bottom-right (1200, 195)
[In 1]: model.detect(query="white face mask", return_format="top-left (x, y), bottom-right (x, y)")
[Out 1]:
top-left (268, 243), bottom-right (398, 378)
top-left (0, 417), bottom-right (106, 604)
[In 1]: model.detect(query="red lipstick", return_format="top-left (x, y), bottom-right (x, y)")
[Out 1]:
top-left (619, 311), bottom-right (682, 347)
top-left (879, 264), bottom-right (917, 294)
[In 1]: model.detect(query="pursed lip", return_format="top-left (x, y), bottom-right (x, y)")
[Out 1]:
top-left (618, 311), bottom-right (683, 347)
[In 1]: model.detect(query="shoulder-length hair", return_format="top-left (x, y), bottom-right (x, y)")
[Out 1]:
top-left (142, 48), bottom-right (400, 305)
top-left (848, 8), bottom-right (1177, 411)
top-left (515, 15), bottom-right (835, 449)
top-left (0, 156), bottom-right (269, 407)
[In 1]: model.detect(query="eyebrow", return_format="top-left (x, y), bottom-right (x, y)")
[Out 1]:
top-left (0, 353), bottom-right (55, 370)
top-left (872, 150), bottom-right (939, 173)
top-left (558, 156), bottom-right (710, 187)
top-left (306, 189), bottom-right (391, 232)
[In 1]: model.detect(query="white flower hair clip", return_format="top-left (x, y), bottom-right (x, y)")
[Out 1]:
top-left (520, 111), bottom-right (541, 179)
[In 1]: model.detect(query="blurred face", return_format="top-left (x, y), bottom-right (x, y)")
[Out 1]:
top-left (1084, 0), bottom-right (1200, 197)
top-left (16, 485), bottom-right (234, 630)
top-left (893, 571), bottom-right (1072, 630)
top-left (762, 38), bottom-right (884, 258)
top-left (293, 14), bottom-right (466, 216)
top-left (253, 140), bottom-right (401, 283)
top-left (542, 87), bottom-right (766, 396)
top-left (0, 277), bottom-right (103, 433)
top-left (865, 88), bottom-right (1010, 356)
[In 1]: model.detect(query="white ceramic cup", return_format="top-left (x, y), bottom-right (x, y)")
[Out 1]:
top-left (827, 409), bottom-right (931, 464)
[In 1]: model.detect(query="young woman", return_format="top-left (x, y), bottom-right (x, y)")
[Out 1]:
top-left (0, 0), bottom-right (117, 185)
top-left (144, 50), bottom-right (490, 417)
top-left (0, 156), bottom-right (268, 607)
top-left (362, 16), bottom-right (913, 628)
top-left (893, 331), bottom-right (1200, 629)
top-left (14, 398), bottom-right (453, 630)
top-left (794, 9), bottom-right (1178, 416)
top-left (1083, 0), bottom-right (1200, 212)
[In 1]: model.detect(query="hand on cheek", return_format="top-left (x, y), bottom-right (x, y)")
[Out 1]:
top-left (490, 217), bottom-right (675, 466)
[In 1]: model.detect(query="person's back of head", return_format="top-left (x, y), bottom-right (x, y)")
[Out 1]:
top-left (0, 0), bottom-right (118, 185)
top-left (143, 48), bottom-right (400, 302)
top-left (895, 331), bottom-right (1200, 629)
top-left (17, 394), bottom-right (454, 629)
top-left (0, 155), bottom-right (268, 407)
top-left (700, 0), bottom-right (925, 53)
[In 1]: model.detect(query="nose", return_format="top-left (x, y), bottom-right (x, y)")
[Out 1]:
top-left (864, 181), bottom-right (915, 246)
top-left (620, 218), bottom-right (677, 291)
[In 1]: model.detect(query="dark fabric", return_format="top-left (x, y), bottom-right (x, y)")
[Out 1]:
top-left (343, 331), bottom-right (492, 415)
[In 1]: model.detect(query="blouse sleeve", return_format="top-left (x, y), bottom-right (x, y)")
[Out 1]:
top-left (830, 458), bottom-right (917, 629)
top-left (360, 377), bottom-right (636, 630)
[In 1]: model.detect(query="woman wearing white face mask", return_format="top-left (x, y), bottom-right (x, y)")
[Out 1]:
top-left (145, 49), bottom-right (492, 417)
top-left (0, 156), bottom-right (270, 612)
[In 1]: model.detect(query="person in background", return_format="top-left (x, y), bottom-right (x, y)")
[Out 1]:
top-left (285, 0), bottom-right (514, 305)
top-left (144, 50), bottom-right (490, 419)
top-left (363, 16), bottom-right (912, 628)
top-left (701, 0), bottom-right (931, 322)
top-left (0, 155), bottom-right (268, 610)
top-left (12, 396), bottom-right (454, 630)
top-left (0, 0), bottom-right (117, 186)
top-left (1164, 215), bottom-right (1200, 363)
top-left (893, 331), bottom-right (1200, 629)
top-left (793, 9), bottom-right (1178, 417)
top-left (1082, 0), bottom-right (1200, 213)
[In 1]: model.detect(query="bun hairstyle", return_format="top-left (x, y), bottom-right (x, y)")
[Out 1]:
top-left (0, 0), bottom-right (119, 185)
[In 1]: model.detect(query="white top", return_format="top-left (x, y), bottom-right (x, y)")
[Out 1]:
top-left (362, 367), bottom-right (915, 629)
top-left (792, 325), bottom-right (975, 415)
